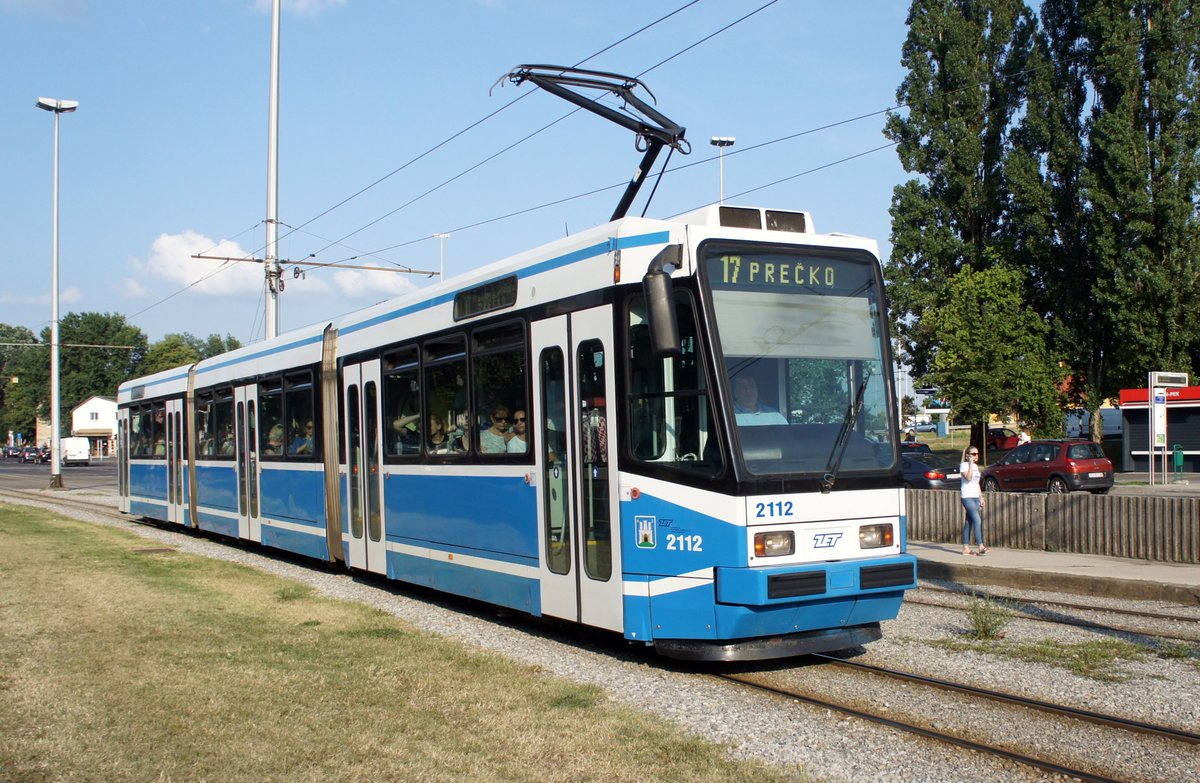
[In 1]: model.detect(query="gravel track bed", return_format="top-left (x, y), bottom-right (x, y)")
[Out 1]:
top-left (7, 489), bottom-right (1198, 783)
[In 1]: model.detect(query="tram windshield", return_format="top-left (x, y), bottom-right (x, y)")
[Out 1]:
top-left (704, 247), bottom-right (896, 478)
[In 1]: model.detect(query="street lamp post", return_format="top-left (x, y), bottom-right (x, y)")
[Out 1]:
top-left (433, 233), bottom-right (450, 279)
top-left (710, 136), bottom-right (735, 204)
top-left (36, 96), bottom-right (78, 490)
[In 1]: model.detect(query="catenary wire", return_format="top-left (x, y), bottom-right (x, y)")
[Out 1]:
top-left (289, 0), bottom-right (722, 269)
top-left (291, 0), bottom-right (785, 273)
top-left (130, 0), bottom-right (712, 323)
top-left (139, 8), bottom-right (1196, 329)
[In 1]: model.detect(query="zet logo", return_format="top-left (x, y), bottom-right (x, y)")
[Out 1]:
top-left (812, 532), bottom-right (843, 549)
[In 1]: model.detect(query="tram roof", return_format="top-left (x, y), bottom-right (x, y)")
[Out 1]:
top-left (120, 205), bottom-right (880, 401)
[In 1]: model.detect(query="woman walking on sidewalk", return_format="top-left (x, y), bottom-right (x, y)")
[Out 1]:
top-left (960, 446), bottom-right (989, 555)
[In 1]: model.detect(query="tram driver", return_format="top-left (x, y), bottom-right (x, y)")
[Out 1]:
top-left (732, 375), bottom-right (787, 426)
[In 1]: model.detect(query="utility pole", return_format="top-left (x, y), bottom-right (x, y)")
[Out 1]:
top-left (710, 136), bottom-right (735, 203)
top-left (36, 96), bottom-right (78, 490)
top-left (264, 0), bottom-right (283, 338)
top-left (433, 233), bottom-right (450, 278)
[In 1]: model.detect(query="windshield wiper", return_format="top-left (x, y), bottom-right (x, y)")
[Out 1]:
top-left (821, 372), bottom-right (872, 494)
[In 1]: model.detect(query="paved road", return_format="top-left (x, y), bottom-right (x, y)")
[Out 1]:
top-left (0, 457), bottom-right (117, 492)
top-left (3, 457), bottom-right (1197, 497)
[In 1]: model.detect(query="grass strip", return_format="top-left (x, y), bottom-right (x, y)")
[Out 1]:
top-left (0, 505), bottom-right (808, 783)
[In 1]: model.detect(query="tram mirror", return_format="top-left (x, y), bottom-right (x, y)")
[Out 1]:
top-left (643, 245), bottom-right (682, 358)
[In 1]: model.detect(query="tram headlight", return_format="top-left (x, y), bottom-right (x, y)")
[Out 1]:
top-left (754, 531), bottom-right (795, 557)
top-left (858, 524), bottom-right (894, 549)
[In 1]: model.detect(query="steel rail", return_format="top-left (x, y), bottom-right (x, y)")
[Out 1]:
top-left (814, 654), bottom-right (1200, 745)
top-left (903, 594), bottom-right (1200, 643)
top-left (918, 583), bottom-right (1200, 623)
top-left (720, 672), bottom-right (1129, 783)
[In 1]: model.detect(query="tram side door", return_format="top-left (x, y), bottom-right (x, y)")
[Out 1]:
top-left (342, 360), bottom-right (388, 575)
top-left (117, 408), bottom-right (129, 514)
top-left (164, 398), bottom-right (187, 525)
top-left (531, 308), bottom-right (623, 632)
top-left (233, 385), bottom-right (262, 542)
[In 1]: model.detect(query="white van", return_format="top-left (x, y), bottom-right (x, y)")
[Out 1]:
top-left (61, 436), bottom-right (91, 466)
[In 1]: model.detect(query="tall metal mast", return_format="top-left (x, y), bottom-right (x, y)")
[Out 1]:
top-left (264, 0), bottom-right (282, 338)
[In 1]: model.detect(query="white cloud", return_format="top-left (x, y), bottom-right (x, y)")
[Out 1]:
top-left (121, 278), bottom-right (149, 298)
top-left (131, 230), bottom-right (264, 298)
top-left (60, 287), bottom-right (82, 304)
top-left (331, 266), bottom-right (421, 301)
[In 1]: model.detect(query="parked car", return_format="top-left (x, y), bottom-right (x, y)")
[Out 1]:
top-left (914, 422), bottom-right (938, 432)
top-left (901, 452), bottom-right (962, 490)
top-left (981, 439), bottom-right (1113, 495)
top-left (986, 427), bottom-right (1020, 451)
top-left (20, 446), bottom-right (43, 463)
top-left (2, 444), bottom-right (21, 458)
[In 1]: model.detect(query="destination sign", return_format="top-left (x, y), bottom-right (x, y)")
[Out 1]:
top-left (705, 252), bottom-right (874, 294)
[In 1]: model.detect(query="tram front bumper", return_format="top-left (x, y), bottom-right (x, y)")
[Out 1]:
top-left (714, 554), bottom-right (917, 606)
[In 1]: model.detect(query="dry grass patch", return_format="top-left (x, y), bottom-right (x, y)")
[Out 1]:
top-left (0, 505), bottom-right (810, 782)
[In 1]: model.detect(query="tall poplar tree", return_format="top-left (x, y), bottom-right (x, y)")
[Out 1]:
top-left (1083, 1), bottom-right (1200, 392)
top-left (885, 0), bottom-right (1055, 435)
top-left (1014, 0), bottom-right (1200, 438)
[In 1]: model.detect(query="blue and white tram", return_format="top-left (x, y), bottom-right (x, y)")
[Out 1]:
top-left (119, 204), bottom-right (916, 661)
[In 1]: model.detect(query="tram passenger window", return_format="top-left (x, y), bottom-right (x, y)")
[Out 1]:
top-left (151, 404), bottom-right (166, 457)
top-left (129, 408), bottom-right (146, 457)
top-left (384, 346), bottom-right (420, 458)
top-left (626, 292), bottom-right (722, 476)
top-left (424, 335), bottom-right (467, 458)
top-left (214, 389), bottom-right (235, 458)
top-left (472, 322), bottom-right (528, 457)
top-left (285, 372), bottom-right (315, 458)
top-left (259, 378), bottom-right (284, 458)
top-left (195, 392), bottom-right (216, 456)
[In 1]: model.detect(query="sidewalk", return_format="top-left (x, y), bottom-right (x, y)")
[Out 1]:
top-left (910, 541), bottom-right (1200, 605)
top-left (1113, 472), bottom-right (1200, 495)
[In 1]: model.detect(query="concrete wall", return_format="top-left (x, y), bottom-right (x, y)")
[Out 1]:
top-left (907, 489), bottom-right (1200, 563)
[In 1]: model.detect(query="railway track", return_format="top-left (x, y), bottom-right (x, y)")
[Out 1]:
top-left (9, 488), bottom-right (1198, 781)
top-left (909, 585), bottom-right (1200, 643)
top-left (722, 656), bottom-right (1199, 783)
top-left (0, 488), bottom-right (125, 521)
top-left (919, 583), bottom-right (1200, 624)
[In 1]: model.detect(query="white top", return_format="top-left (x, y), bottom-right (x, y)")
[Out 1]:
top-left (735, 408), bottom-right (788, 426)
top-left (960, 460), bottom-right (981, 499)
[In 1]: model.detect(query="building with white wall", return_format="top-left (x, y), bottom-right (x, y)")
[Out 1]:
top-left (70, 396), bottom-right (117, 456)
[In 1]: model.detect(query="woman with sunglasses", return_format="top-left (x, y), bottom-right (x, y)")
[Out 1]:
top-left (506, 409), bottom-right (528, 453)
top-left (960, 445), bottom-right (989, 555)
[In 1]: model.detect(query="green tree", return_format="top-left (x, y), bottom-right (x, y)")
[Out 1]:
top-left (9, 313), bottom-right (147, 430)
top-left (919, 264), bottom-right (1063, 444)
top-left (1083, 0), bottom-right (1200, 400)
top-left (196, 333), bottom-right (241, 359)
top-left (885, 0), bottom-right (1039, 380)
top-left (1013, 0), bottom-right (1200, 440)
top-left (140, 335), bottom-right (201, 376)
top-left (0, 324), bottom-right (40, 438)
top-left (138, 332), bottom-right (242, 376)
top-left (1008, 0), bottom-right (1095, 418)
top-left (886, 0), bottom-right (1060, 437)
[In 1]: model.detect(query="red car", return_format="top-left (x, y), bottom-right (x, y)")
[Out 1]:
top-left (986, 427), bottom-right (1020, 451)
top-left (981, 439), bottom-right (1113, 494)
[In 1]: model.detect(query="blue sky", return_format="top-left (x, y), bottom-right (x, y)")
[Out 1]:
top-left (2, 0), bottom-right (912, 345)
